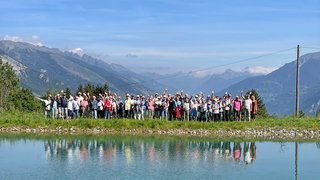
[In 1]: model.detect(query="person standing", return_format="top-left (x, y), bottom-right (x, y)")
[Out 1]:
top-left (134, 95), bottom-right (142, 120)
top-left (39, 96), bottom-right (52, 118)
top-left (73, 96), bottom-right (80, 119)
top-left (213, 98), bottom-right (220, 121)
top-left (116, 96), bottom-right (123, 118)
top-left (81, 95), bottom-right (89, 118)
top-left (244, 95), bottom-right (252, 122)
top-left (224, 94), bottom-right (232, 121)
top-left (175, 95), bottom-right (182, 120)
top-left (111, 97), bottom-right (117, 119)
top-left (124, 94), bottom-right (131, 118)
top-left (183, 98), bottom-right (190, 122)
top-left (190, 99), bottom-right (198, 121)
top-left (251, 95), bottom-right (258, 121)
top-left (67, 96), bottom-right (74, 119)
top-left (51, 95), bottom-right (58, 119)
top-left (234, 96), bottom-right (241, 121)
top-left (160, 96), bottom-right (168, 120)
top-left (61, 94), bottom-right (68, 119)
top-left (141, 96), bottom-right (146, 120)
top-left (56, 94), bottom-right (62, 118)
top-left (97, 96), bottom-right (105, 118)
top-left (104, 96), bottom-right (111, 119)
top-left (91, 96), bottom-right (98, 119)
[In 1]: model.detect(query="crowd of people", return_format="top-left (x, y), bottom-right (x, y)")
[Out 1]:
top-left (39, 89), bottom-right (258, 122)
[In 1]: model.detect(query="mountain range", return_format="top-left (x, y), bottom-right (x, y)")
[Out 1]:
top-left (220, 51), bottom-right (320, 116)
top-left (1, 40), bottom-right (319, 116)
top-left (141, 69), bottom-right (256, 95)
top-left (0, 40), bottom-right (162, 96)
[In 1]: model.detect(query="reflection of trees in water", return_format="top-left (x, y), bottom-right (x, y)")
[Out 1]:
top-left (44, 137), bottom-right (258, 165)
top-left (316, 143), bottom-right (320, 149)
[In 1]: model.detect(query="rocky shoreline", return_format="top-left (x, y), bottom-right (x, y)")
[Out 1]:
top-left (1, 126), bottom-right (320, 139)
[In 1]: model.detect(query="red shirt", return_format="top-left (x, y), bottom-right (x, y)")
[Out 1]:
top-left (104, 100), bottom-right (111, 112)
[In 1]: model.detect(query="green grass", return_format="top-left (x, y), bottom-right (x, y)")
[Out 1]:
top-left (1, 111), bottom-right (320, 131)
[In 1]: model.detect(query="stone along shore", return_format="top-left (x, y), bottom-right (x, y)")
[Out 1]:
top-left (1, 126), bottom-right (320, 139)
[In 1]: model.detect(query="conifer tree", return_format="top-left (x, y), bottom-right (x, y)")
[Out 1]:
top-left (0, 57), bottom-right (41, 111)
top-left (0, 58), bottom-right (19, 110)
top-left (84, 83), bottom-right (94, 95)
top-left (246, 89), bottom-right (269, 118)
top-left (77, 84), bottom-right (84, 94)
top-left (65, 87), bottom-right (72, 98)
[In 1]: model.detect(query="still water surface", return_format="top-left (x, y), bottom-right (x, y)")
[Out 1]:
top-left (0, 135), bottom-right (319, 179)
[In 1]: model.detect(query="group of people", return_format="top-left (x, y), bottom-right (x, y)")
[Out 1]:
top-left (39, 89), bottom-right (258, 122)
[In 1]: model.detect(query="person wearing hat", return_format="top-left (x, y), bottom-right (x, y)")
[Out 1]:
top-left (234, 96), bottom-right (242, 121)
top-left (133, 95), bottom-right (142, 120)
top-left (224, 94), bottom-right (232, 121)
top-left (124, 94), bottom-right (131, 118)
top-left (213, 98), bottom-right (220, 121)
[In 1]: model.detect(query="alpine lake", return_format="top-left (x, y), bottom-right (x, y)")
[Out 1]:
top-left (0, 134), bottom-right (319, 180)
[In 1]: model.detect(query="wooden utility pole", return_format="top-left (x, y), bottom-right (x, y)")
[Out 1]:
top-left (295, 45), bottom-right (300, 117)
top-left (295, 142), bottom-right (298, 180)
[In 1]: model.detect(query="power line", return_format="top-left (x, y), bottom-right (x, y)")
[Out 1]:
top-left (117, 47), bottom-right (296, 87)
top-left (301, 46), bottom-right (320, 50)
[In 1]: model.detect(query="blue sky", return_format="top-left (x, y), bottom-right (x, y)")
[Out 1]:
top-left (1, 0), bottom-right (319, 75)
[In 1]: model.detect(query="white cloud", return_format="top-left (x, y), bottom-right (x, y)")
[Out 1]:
top-left (3, 35), bottom-right (43, 46)
top-left (191, 66), bottom-right (278, 78)
top-left (31, 35), bottom-right (43, 46)
top-left (3, 35), bottom-right (23, 42)
top-left (68, 48), bottom-right (84, 57)
top-left (125, 53), bottom-right (138, 58)
top-left (190, 68), bottom-right (224, 78)
top-left (245, 66), bottom-right (278, 75)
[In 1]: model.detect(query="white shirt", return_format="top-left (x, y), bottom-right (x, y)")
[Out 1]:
top-left (245, 99), bottom-right (252, 110)
top-left (73, 100), bottom-right (79, 110)
top-left (67, 100), bottom-right (73, 110)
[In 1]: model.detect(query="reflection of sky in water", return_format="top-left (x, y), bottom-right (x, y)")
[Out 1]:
top-left (0, 137), bottom-right (319, 179)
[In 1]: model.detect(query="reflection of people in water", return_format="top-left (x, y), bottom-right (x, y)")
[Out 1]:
top-left (80, 143), bottom-right (88, 160)
top-left (222, 142), bottom-right (232, 161)
top-left (244, 142), bottom-right (252, 165)
top-left (147, 144), bottom-right (155, 162)
top-left (233, 142), bottom-right (241, 161)
top-left (213, 142), bottom-right (222, 158)
top-left (104, 144), bottom-right (114, 161)
top-left (250, 142), bottom-right (256, 161)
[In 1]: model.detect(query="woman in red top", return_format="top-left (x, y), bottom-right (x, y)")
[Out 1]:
top-left (251, 95), bottom-right (258, 121)
top-left (104, 97), bottom-right (111, 119)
